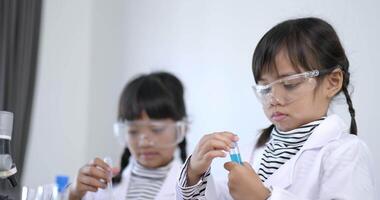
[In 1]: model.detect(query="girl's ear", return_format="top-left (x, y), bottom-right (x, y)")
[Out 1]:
top-left (324, 68), bottom-right (344, 98)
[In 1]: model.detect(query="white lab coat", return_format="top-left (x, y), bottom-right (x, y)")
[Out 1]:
top-left (205, 114), bottom-right (375, 200)
top-left (83, 159), bottom-right (183, 200)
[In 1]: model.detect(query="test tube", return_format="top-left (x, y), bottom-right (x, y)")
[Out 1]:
top-left (229, 142), bottom-right (243, 164)
top-left (103, 157), bottom-right (114, 199)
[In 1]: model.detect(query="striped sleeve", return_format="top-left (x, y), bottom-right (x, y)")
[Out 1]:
top-left (176, 155), bottom-right (211, 200)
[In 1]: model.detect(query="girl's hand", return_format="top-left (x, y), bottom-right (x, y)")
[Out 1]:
top-left (224, 161), bottom-right (270, 200)
top-left (68, 158), bottom-right (112, 200)
top-left (187, 132), bottom-right (238, 186)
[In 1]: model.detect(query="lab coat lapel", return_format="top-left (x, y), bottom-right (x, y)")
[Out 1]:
top-left (115, 164), bottom-right (132, 198)
top-left (302, 114), bottom-right (347, 150)
top-left (262, 154), bottom-right (294, 189)
top-left (262, 114), bottom-right (347, 189)
top-left (155, 160), bottom-right (181, 199)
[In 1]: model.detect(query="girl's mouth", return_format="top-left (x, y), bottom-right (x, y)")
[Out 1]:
top-left (140, 151), bottom-right (159, 159)
top-left (271, 112), bottom-right (288, 122)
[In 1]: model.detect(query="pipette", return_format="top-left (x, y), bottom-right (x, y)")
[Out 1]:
top-left (103, 157), bottom-right (114, 199)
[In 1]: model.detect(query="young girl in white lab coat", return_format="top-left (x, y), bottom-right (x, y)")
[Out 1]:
top-left (177, 17), bottom-right (375, 199)
top-left (68, 72), bottom-right (189, 200)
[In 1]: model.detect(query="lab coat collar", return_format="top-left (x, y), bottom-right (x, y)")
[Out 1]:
top-left (115, 158), bottom-right (182, 199)
top-left (302, 114), bottom-right (348, 150)
top-left (112, 162), bottom-right (132, 198)
top-left (263, 114), bottom-right (349, 189)
top-left (156, 159), bottom-right (182, 198)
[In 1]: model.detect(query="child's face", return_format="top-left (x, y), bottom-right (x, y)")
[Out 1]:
top-left (127, 113), bottom-right (178, 168)
top-left (258, 51), bottom-right (330, 131)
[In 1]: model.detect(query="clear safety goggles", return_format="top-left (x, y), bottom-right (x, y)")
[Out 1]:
top-left (113, 120), bottom-right (187, 148)
top-left (252, 69), bottom-right (327, 107)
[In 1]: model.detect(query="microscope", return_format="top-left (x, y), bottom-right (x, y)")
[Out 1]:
top-left (0, 111), bottom-right (18, 188)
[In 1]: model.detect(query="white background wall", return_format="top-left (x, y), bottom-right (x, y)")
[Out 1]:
top-left (22, 0), bottom-right (127, 187)
top-left (22, 0), bottom-right (92, 187)
top-left (23, 0), bottom-right (379, 196)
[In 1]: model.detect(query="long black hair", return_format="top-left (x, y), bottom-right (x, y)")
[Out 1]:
top-left (252, 17), bottom-right (357, 147)
top-left (112, 71), bottom-right (188, 183)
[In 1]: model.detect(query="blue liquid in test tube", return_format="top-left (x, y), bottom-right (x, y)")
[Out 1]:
top-left (229, 142), bottom-right (243, 164)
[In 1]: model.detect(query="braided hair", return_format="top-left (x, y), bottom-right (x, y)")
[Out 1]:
top-left (252, 17), bottom-right (357, 147)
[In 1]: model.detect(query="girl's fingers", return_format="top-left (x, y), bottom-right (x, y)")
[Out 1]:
top-left (224, 161), bottom-right (237, 171)
top-left (89, 157), bottom-right (112, 172)
top-left (213, 133), bottom-right (237, 147)
top-left (203, 150), bottom-right (227, 161)
top-left (77, 182), bottom-right (99, 193)
top-left (190, 132), bottom-right (240, 175)
top-left (78, 174), bottom-right (107, 189)
top-left (199, 132), bottom-right (237, 152)
top-left (217, 132), bottom-right (239, 142)
top-left (243, 162), bottom-right (253, 170)
top-left (80, 165), bottom-right (110, 182)
top-left (199, 139), bottom-right (231, 155)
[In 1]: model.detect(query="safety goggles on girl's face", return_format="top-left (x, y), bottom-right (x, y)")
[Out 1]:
top-left (113, 120), bottom-right (187, 149)
top-left (252, 68), bottom-right (336, 107)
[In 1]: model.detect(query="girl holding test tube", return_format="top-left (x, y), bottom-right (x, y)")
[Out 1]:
top-left (68, 72), bottom-right (189, 200)
top-left (177, 17), bottom-right (375, 200)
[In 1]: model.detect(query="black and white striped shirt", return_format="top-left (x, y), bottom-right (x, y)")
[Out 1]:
top-left (258, 118), bottom-right (325, 181)
top-left (177, 156), bottom-right (210, 200)
top-left (126, 159), bottom-right (172, 200)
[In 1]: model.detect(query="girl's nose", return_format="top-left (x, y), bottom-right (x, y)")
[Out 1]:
top-left (137, 134), bottom-right (154, 147)
top-left (268, 93), bottom-right (282, 106)
top-left (267, 87), bottom-right (286, 107)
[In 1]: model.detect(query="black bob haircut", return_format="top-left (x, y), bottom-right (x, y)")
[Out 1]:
top-left (113, 71), bottom-right (188, 184)
top-left (118, 71), bottom-right (187, 121)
